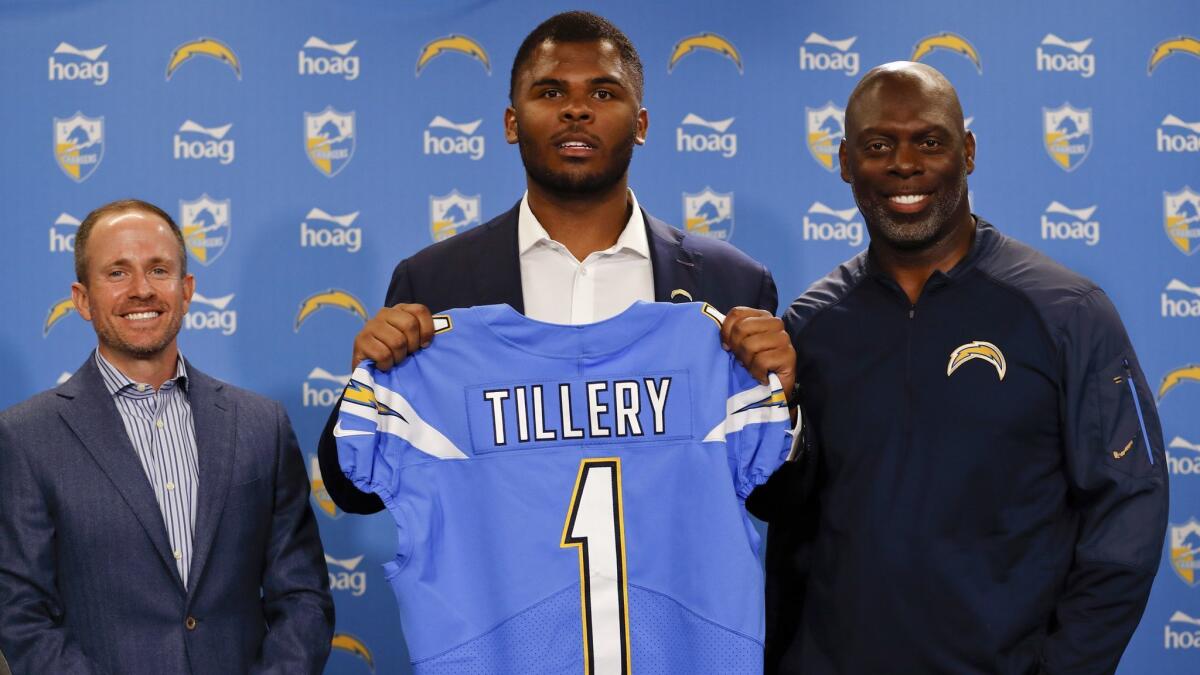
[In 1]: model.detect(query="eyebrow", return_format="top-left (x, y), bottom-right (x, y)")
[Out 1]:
top-left (855, 122), bottom-right (955, 139)
top-left (528, 76), bottom-right (627, 90)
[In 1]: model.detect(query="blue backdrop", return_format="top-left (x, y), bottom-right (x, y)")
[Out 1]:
top-left (1, 0), bottom-right (1197, 672)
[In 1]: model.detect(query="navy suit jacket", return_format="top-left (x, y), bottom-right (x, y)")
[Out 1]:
top-left (318, 202), bottom-right (779, 514)
top-left (0, 356), bottom-right (333, 675)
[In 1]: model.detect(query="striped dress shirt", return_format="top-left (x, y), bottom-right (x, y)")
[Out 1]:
top-left (95, 351), bottom-right (199, 587)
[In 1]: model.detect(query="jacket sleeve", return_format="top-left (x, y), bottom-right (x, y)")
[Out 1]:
top-left (0, 415), bottom-right (109, 675)
top-left (252, 402), bottom-right (334, 675)
top-left (316, 258), bottom-right (419, 514)
top-left (756, 262), bottom-right (779, 315)
top-left (1040, 289), bottom-right (1169, 675)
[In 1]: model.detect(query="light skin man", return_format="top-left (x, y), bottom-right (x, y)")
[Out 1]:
top-left (0, 200), bottom-right (333, 674)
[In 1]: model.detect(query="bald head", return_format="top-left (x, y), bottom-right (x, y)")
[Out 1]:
top-left (845, 61), bottom-right (965, 143)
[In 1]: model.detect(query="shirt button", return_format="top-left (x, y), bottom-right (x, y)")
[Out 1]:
top-left (185, 616), bottom-right (197, 631)
top-left (137, 384), bottom-right (147, 392)
top-left (173, 549), bottom-right (182, 560)
top-left (166, 482), bottom-right (176, 491)
top-left (579, 267), bottom-right (588, 276)
top-left (156, 419), bottom-right (164, 429)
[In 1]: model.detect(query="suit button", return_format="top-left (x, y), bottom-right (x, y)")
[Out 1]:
top-left (185, 616), bottom-right (197, 630)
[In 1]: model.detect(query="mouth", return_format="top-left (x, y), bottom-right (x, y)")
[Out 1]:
top-left (122, 310), bottom-right (163, 322)
top-left (552, 133), bottom-right (600, 158)
top-left (885, 192), bottom-right (933, 214)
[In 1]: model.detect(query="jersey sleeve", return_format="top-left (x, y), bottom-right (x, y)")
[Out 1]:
top-left (703, 361), bottom-right (792, 499)
top-left (334, 362), bottom-right (467, 506)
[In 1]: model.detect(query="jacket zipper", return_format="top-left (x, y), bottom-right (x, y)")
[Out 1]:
top-left (1123, 359), bottom-right (1155, 466)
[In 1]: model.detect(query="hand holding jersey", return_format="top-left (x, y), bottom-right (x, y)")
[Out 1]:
top-left (335, 301), bottom-right (793, 673)
top-left (351, 303), bottom-right (435, 371)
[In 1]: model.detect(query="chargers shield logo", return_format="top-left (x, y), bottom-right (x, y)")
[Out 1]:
top-left (53, 112), bottom-right (103, 182)
top-left (305, 107), bottom-right (355, 177)
top-left (1165, 186), bottom-right (1200, 255)
top-left (1170, 519), bottom-right (1200, 586)
top-left (1043, 104), bottom-right (1092, 171)
top-left (683, 188), bottom-right (734, 240)
top-left (806, 103), bottom-right (845, 172)
top-left (179, 195), bottom-right (231, 266)
top-left (430, 190), bottom-right (481, 241)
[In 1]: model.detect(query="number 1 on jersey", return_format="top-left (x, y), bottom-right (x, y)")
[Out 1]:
top-left (561, 458), bottom-right (632, 675)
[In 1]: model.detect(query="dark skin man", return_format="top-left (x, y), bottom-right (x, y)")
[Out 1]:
top-left (351, 37), bottom-right (793, 397)
top-left (840, 61), bottom-right (977, 301)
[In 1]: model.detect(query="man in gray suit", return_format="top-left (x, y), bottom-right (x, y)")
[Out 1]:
top-left (0, 199), bottom-right (333, 674)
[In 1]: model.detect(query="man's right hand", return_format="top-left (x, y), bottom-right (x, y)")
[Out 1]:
top-left (351, 303), bottom-right (435, 371)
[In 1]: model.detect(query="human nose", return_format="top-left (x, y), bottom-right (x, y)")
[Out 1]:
top-left (126, 270), bottom-right (157, 298)
top-left (889, 143), bottom-right (923, 178)
top-left (559, 93), bottom-right (593, 123)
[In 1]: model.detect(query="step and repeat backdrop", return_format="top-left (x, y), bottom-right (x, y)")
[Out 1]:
top-left (1, 0), bottom-right (1197, 672)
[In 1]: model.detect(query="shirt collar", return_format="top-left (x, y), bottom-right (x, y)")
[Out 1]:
top-left (862, 214), bottom-right (994, 286)
top-left (95, 350), bottom-right (189, 397)
top-left (517, 189), bottom-right (650, 259)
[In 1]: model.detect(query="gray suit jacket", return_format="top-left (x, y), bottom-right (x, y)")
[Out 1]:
top-left (0, 355), bottom-right (333, 674)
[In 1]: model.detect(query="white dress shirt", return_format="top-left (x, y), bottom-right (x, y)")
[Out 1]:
top-left (517, 190), bottom-right (655, 324)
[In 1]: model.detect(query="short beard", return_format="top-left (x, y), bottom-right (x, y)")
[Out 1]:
top-left (94, 313), bottom-right (182, 360)
top-left (518, 127), bottom-right (636, 197)
top-left (854, 165), bottom-right (968, 251)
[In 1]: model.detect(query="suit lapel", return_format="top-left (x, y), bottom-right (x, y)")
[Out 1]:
top-left (58, 357), bottom-right (183, 592)
top-left (185, 363), bottom-right (235, 595)
top-left (469, 203), bottom-right (525, 314)
top-left (646, 211), bottom-right (703, 304)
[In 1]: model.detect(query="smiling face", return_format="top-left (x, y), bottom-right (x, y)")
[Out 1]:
top-left (71, 209), bottom-right (194, 368)
top-left (840, 64), bottom-right (975, 252)
top-left (505, 39), bottom-right (647, 197)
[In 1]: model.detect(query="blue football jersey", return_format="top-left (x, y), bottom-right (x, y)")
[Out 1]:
top-left (335, 301), bottom-right (791, 674)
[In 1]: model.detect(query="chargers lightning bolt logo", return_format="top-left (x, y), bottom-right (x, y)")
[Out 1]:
top-left (416, 35), bottom-right (490, 75)
top-left (947, 341), bottom-right (1006, 381)
top-left (44, 298), bottom-right (76, 336)
top-left (166, 37), bottom-right (240, 80)
top-left (912, 32), bottom-right (982, 73)
top-left (331, 633), bottom-right (375, 671)
top-left (295, 289), bottom-right (368, 331)
top-left (669, 33), bottom-right (743, 73)
top-left (1158, 364), bottom-right (1200, 401)
top-left (1148, 36), bottom-right (1200, 74)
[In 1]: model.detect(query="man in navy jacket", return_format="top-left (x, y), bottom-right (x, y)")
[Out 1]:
top-left (747, 62), bottom-right (1169, 674)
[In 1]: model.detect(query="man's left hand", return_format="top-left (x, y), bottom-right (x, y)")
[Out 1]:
top-left (720, 307), bottom-right (797, 406)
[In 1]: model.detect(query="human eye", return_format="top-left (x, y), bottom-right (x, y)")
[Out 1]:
top-left (593, 89), bottom-right (613, 100)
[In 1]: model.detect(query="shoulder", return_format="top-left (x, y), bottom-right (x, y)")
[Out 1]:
top-left (0, 387), bottom-right (66, 433)
top-left (782, 250), bottom-right (871, 337)
top-left (186, 365), bottom-right (283, 418)
top-left (649, 214), bottom-right (766, 274)
top-left (971, 218), bottom-right (1103, 336)
top-left (402, 204), bottom-right (518, 270)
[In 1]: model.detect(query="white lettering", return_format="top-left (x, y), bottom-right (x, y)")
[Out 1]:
top-left (183, 310), bottom-right (237, 335)
top-left (303, 382), bottom-right (341, 407)
top-left (173, 135), bottom-right (235, 164)
top-left (48, 56), bottom-right (109, 85)
top-left (802, 216), bottom-right (863, 246)
top-left (644, 378), bottom-right (670, 435)
top-left (1040, 215), bottom-right (1100, 246)
top-left (299, 221), bottom-right (362, 252)
top-left (799, 47), bottom-right (860, 76)
top-left (1167, 452), bottom-right (1200, 473)
top-left (675, 127), bottom-right (738, 158)
top-left (1163, 295), bottom-right (1200, 318)
top-left (1165, 624), bottom-right (1200, 649)
top-left (298, 51), bottom-right (360, 80)
top-left (613, 381), bottom-right (642, 437)
top-left (484, 390), bottom-right (509, 445)
top-left (1157, 128), bottom-right (1200, 153)
top-left (422, 130), bottom-right (485, 160)
top-left (1035, 48), bottom-right (1095, 78)
top-left (586, 382), bottom-right (611, 438)
top-left (49, 227), bottom-right (76, 252)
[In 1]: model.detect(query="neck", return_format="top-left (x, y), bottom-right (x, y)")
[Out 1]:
top-left (526, 177), bottom-right (633, 262)
top-left (98, 343), bottom-right (180, 390)
top-left (872, 213), bottom-right (976, 305)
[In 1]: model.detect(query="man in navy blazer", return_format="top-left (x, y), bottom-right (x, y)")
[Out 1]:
top-left (0, 200), bottom-right (333, 674)
top-left (317, 11), bottom-right (792, 515)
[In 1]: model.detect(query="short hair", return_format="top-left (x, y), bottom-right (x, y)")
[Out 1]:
top-left (509, 11), bottom-right (644, 103)
top-left (75, 198), bottom-right (187, 282)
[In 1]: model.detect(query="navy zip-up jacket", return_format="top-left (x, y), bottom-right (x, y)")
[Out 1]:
top-left (750, 218), bottom-right (1168, 675)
